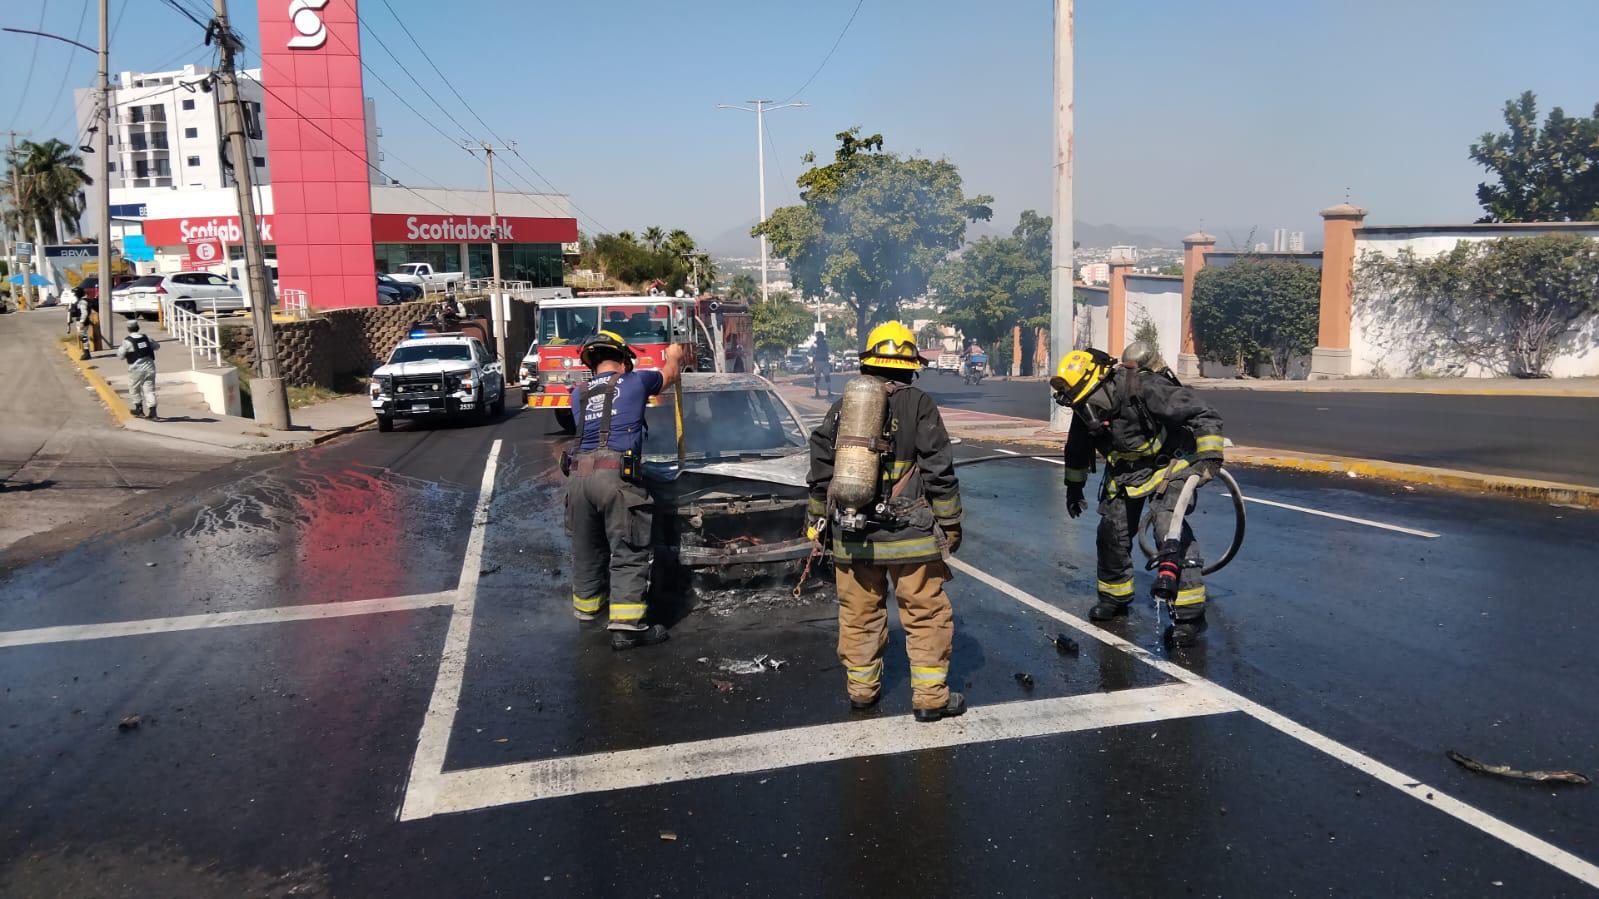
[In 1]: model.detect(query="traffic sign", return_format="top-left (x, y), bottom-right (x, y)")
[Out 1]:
top-left (16, 241), bottom-right (33, 259)
top-left (188, 238), bottom-right (224, 266)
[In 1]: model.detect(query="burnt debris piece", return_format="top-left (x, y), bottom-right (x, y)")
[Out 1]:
top-left (1446, 751), bottom-right (1591, 786)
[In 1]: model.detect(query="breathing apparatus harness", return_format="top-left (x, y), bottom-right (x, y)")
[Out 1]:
top-left (558, 372), bottom-right (645, 483)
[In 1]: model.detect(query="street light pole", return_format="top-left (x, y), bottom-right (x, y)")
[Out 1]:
top-left (717, 100), bottom-right (805, 303)
top-left (1049, 0), bottom-right (1075, 431)
top-left (5, 130), bottom-right (35, 312)
top-left (95, 0), bottom-right (113, 349)
top-left (213, 0), bottom-right (290, 429)
top-left (466, 140), bottom-right (513, 368)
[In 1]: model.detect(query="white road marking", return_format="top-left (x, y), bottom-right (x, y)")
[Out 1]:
top-left (399, 438), bottom-right (502, 822)
top-left (0, 592), bottom-right (455, 648)
top-left (426, 683), bottom-right (1232, 813)
top-left (946, 557), bottom-right (1599, 890)
top-left (980, 450), bottom-right (1435, 534)
top-left (1242, 496), bottom-right (1440, 538)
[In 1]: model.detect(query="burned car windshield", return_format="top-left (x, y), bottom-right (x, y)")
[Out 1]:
top-left (643, 386), bottom-right (806, 461)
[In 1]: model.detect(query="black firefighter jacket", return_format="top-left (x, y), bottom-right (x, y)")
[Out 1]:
top-left (1063, 369), bottom-right (1225, 501)
top-left (808, 380), bottom-right (962, 565)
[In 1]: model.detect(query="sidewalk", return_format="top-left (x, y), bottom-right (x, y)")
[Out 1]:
top-left (71, 319), bottom-right (373, 452)
top-left (774, 380), bottom-right (1599, 508)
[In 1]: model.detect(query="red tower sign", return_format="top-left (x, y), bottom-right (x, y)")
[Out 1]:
top-left (257, 0), bottom-right (377, 308)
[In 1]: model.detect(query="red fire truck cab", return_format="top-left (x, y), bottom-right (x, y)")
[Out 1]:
top-left (522, 295), bottom-right (752, 432)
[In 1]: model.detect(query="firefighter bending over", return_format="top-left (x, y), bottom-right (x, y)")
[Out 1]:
top-left (807, 322), bottom-right (966, 722)
top-left (565, 330), bottom-right (683, 651)
top-left (1053, 348), bottom-right (1225, 646)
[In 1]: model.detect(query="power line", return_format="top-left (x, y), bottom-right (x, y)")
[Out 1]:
top-left (156, 0), bottom-right (209, 32)
top-left (777, 0), bottom-right (865, 104)
top-left (34, 0), bottom-right (92, 134)
top-left (6, 1), bottom-right (50, 131)
top-left (355, 20), bottom-right (476, 143)
top-left (763, 113), bottom-right (797, 207)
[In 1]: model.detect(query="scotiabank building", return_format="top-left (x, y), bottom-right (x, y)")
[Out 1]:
top-left (118, 0), bottom-right (576, 309)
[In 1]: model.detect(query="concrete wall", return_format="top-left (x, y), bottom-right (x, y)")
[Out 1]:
top-left (1074, 285), bottom-right (1109, 351)
top-left (1123, 274), bottom-right (1183, 367)
top-left (1350, 223), bottom-right (1599, 378)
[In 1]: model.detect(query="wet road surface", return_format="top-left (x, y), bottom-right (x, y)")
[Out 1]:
top-left (910, 372), bottom-right (1599, 486)
top-left (3, 404), bottom-right (1598, 896)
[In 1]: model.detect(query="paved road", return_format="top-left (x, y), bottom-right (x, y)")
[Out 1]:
top-left (0, 308), bottom-right (241, 554)
top-left (906, 372), bottom-right (1599, 486)
top-left (3, 400), bottom-right (1596, 895)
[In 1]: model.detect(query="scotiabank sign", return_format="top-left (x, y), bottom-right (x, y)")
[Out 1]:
top-left (371, 214), bottom-right (578, 244)
top-left (144, 216), bottom-right (276, 245)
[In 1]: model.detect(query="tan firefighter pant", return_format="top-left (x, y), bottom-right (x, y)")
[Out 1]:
top-left (836, 561), bottom-right (953, 711)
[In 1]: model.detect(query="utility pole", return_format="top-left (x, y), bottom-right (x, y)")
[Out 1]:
top-left (717, 99), bottom-right (805, 303)
top-left (1049, 0), bottom-right (1075, 431)
top-left (212, 0), bottom-right (290, 429)
top-left (6, 130), bottom-right (36, 312)
top-left (95, 0), bottom-right (113, 348)
top-left (466, 140), bottom-right (513, 367)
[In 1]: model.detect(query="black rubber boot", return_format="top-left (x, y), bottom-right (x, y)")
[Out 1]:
top-left (146, 404), bottom-right (158, 421)
top-left (610, 624), bottom-right (669, 651)
top-left (131, 405), bottom-right (144, 418)
top-left (1165, 613), bottom-right (1207, 647)
top-left (1089, 600), bottom-right (1130, 622)
top-left (913, 692), bottom-right (967, 723)
top-left (849, 694), bottom-right (880, 712)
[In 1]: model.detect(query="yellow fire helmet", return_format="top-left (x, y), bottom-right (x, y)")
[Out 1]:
top-left (1051, 349), bottom-right (1113, 405)
top-left (860, 321), bottom-right (928, 371)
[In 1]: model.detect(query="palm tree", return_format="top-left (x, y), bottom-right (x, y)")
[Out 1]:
top-left (727, 272), bottom-right (759, 301)
top-left (693, 253), bottom-right (718, 290)
top-left (664, 229), bottom-right (695, 257)
top-left (8, 139), bottom-right (90, 242)
top-left (641, 226), bottom-right (666, 251)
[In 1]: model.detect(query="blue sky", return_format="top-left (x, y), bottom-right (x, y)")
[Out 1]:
top-left (5, 0), bottom-right (1599, 249)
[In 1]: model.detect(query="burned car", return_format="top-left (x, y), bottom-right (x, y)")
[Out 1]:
top-left (639, 373), bottom-right (819, 596)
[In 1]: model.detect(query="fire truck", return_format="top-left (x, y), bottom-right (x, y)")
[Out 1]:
top-left (522, 294), bottom-right (753, 432)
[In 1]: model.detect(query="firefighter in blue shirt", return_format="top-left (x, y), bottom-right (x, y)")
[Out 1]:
top-left (565, 331), bottom-right (683, 650)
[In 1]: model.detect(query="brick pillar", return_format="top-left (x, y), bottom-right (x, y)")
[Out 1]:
top-left (1309, 202), bottom-right (1368, 378)
top-left (1011, 324), bottom-right (1023, 377)
top-left (1178, 231), bottom-right (1215, 379)
top-left (1107, 260), bottom-right (1132, 353)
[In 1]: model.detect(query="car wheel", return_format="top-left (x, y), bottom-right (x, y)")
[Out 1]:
top-left (176, 299), bottom-right (196, 313)
top-left (490, 387), bottom-right (506, 417)
top-left (376, 414), bottom-right (393, 432)
top-left (554, 408), bottom-right (576, 434)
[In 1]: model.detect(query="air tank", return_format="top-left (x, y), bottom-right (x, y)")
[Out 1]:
top-left (828, 375), bottom-right (888, 511)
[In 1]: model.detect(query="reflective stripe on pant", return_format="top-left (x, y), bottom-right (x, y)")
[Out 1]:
top-left (1096, 488), bottom-right (1205, 615)
top-left (127, 360), bottom-right (156, 411)
top-left (835, 561), bottom-right (953, 711)
top-left (565, 468), bottom-right (653, 624)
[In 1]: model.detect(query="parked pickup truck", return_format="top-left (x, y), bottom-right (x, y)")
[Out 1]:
top-left (369, 333), bottom-right (506, 432)
top-left (388, 263), bottom-right (461, 292)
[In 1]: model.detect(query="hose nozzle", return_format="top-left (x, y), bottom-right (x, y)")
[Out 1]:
top-left (1151, 538), bottom-right (1182, 601)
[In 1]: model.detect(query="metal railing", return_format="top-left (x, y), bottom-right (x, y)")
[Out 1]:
top-left (160, 298), bottom-right (223, 369)
top-left (279, 288), bottom-right (308, 319)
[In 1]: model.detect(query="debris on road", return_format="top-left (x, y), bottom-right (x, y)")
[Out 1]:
top-left (479, 563), bottom-right (502, 576)
top-left (659, 830), bottom-right (678, 842)
top-left (1051, 633), bottom-right (1079, 656)
top-left (709, 655), bottom-right (787, 675)
top-left (710, 678), bottom-right (734, 693)
top-left (117, 714), bottom-right (142, 731)
top-left (1014, 672), bottom-right (1035, 690)
top-left (1446, 750), bottom-right (1591, 786)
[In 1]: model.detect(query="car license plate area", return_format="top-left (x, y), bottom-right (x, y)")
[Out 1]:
top-left (410, 403), bottom-right (430, 413)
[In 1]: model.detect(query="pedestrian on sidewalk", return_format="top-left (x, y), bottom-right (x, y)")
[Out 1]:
top-left (115, 318), bottom-right (159, 420)
top-left (1053, 348), bottom-right (1226, 646)
top-left (564, 330), bottom-right (683, 651)
top-left (807, 322), bottom-right (967, 722)
top-left (810, 330), bottom-right (832, 399)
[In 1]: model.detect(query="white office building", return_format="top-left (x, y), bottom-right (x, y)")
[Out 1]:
top-left (1288, 230), bottom-right (1305, 252)
top-left (73, 64), bottom-right (380, 193)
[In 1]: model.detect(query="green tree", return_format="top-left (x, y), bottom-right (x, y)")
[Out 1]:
top-left (1192, 258), bottom-right (1320, 378)
top-left (641, 226), bottom-right (666, 251)
top-left (755, 128), bottom-right (993, 340)
top-left (917, 320), bottom-right (944, 350)
top-left (589, 228), bottom-right (710, 293)
top-left (3, 138), bottom-right (90, 243)
top-left (929, 210), bottom-right (1050, 373)
top-left (726, 272), bottom-right (759, 301)
top-left (751, 292), bottom-right (815, 361)
top-left (1155, 263), bottom-right (1184, 277)
top-left (1356, 233), bottom-right (1599, 377)
top-left (1470, 91), bottom-right (1599, 223)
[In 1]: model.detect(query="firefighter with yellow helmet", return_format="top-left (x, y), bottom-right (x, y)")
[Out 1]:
top-left (1053, 348), bottom-right (1226, 646)
top-left (806, 322), bottom-right (967, 722)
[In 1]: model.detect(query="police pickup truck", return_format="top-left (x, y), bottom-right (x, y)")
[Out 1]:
top-left (369, 333), bottom-right (506, 432)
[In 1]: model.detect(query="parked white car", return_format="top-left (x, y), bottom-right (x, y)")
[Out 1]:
top-left (388, 263), bottom-right (462, 292)
top-left (113, 271), bottom-right (246, 316)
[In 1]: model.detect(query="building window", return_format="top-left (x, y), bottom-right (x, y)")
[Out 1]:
top-left (134, 160), bottom-right (149, 178)
top-left (152, 159), bottom-right (171, 177)
top-left (130, 133), bottom-right (147, 151)
top-left (182, 98), bottom-right (195, 111)
top-left (130, 106), bottom-right (145, 123)
top-left (150, 131), bottom-right (169, 150)
top-left (107, 163), bottom-right (116, 171)
top-left (187, 156), bottom-right (201, 167)
top-left (252, 156), bottom-right (266, 167)
top-left (184, 127), bottom-right (198, 138)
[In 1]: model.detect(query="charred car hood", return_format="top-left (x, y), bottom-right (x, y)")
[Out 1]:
top-left (643, 451), bottom-right (808, 488)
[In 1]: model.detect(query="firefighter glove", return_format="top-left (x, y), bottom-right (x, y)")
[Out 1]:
top-left (1066, 483), bottom-right (1087, 518)
top-left (1192, 459), bottom-right (1221, 485)
top-left (943, 523), bottom-right (962, 555)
